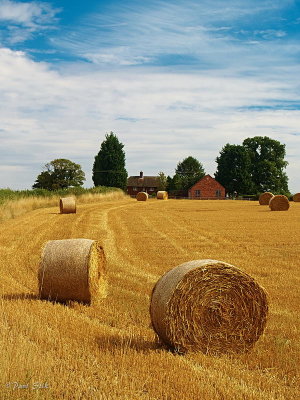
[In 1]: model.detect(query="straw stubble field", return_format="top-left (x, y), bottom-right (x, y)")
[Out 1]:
top-left (0, 197), bottom-right (299, 399)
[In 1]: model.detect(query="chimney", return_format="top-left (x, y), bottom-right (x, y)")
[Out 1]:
top-left (139, 171), bottom-right (143, 178)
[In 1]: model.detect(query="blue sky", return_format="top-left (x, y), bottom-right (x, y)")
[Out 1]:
top-left (0, 0), bottom-right (300, 191)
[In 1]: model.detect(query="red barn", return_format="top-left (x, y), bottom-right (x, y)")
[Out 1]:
top-left (188, 175), bottom-right (225, 199)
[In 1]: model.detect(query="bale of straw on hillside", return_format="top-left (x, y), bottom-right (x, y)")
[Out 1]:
top-left (38, 239), bottom-right (106, 304)
top-left (150, 259), bottom-right (268, 355)
top-left (136, 192), bottom-right (148, 201)
top-left (269, 195), bottom-right (289, 211)
top-left (259, 192), bottom-right (274, 205)
top-left (157, 191), bottom-right (168, 200)
top-left (60, 197), bottom-right (76, 214)
top-left (292, 193), bottom-right (300, 202)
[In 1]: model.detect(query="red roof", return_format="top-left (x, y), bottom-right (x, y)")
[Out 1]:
top-left (189, 174), bottom-right (225, 191)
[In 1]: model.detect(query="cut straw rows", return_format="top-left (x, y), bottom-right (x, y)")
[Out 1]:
top-left (31, 197), bottom-right (269, 355)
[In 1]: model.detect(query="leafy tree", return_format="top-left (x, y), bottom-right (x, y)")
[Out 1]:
top-left (242, 136), bottom-right (289, 194)
top-left (92, 132), bottom-right (127, 189)
top-left (215, 144), bottom-right (254, 196)
top-left (174, 156), bottom-right (205, 195)
top-left (157, 171), bottom-right (167, 190)
top-left (33, 159), bottom-right (85, 190)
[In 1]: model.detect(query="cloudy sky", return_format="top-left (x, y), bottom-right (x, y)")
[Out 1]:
top-left (0, 0), bottom-right (299, 192)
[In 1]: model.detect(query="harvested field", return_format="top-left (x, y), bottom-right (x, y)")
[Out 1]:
top-left (0, 198), bottom-right (299, 399)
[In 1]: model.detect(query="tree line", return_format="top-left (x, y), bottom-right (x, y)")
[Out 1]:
top-left (33, 132), bottom-right (289, 196)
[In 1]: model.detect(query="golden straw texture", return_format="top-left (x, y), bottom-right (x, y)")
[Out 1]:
top-left (38, 239), bottom-right (106, 304)
top-left (269, 195), bottom-right (290, 211)
top-left (136, 192), bottom-right (148, 201)
top-left (157, 191), bottom-right (168, 200)
top-left (150, 259), bottom-right (268, 355)
top-left (259, 192), bottom-right (273, 205)
top-left (60, 197), bottom-right (76, 214)
top-left (292, 193), bottom-right (300, 202)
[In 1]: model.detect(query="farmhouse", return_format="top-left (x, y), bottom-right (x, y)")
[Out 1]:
top-left (127, 171), bottom-right (159, 196)
top-left (188, 174), bottom-right (225, 199)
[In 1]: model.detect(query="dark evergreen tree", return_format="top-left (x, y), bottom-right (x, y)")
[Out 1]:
top-left (33, 159), bottom-right (85, 190)
top-left (166, 175), bottom-right (173, 191)
top-left (92, 132), bottom-right (127, 189)
top-left (215, 144), bottom-right (254, 196)
top-left (242, 136), bottom-right (289, 194)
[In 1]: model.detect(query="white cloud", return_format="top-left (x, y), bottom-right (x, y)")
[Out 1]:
top-left (0, 0), bottom-right (58, 26)
top-left (255, 29), bottom-right (287, 39)
top-left (50, 0), bottom-right (297, 73)
top-left (84, 50), bottom-right (152, 66)
top-left (0, 0), bottom-right (60, 44)
top-left (0, 47), bottom-right (299, 192)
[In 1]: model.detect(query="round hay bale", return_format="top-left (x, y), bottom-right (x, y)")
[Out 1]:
top-left (292, 193), bottom-right (300, 202)
top-left (150, 259), bottom-right (268, 355)
top-left (38, 239), bottom-right (106, 304)
top-left (259, 192), bottom-right (273, 205)
top-left (60, 197), bottom-right (76, 214)
top-left (269, 195), bottom-right (289, 211)
top-left (136, 192), bottom-right (148, 201)
top-left (157, 191), bottom-right (168, 200)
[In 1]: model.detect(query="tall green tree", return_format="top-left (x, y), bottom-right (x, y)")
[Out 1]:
top-left (166, 175), bottom-right (173, 191)
top-left (92, 132), bottom-right (127, 189)
top-left (174, 156), bottom-right (205, 195)
top-left (242, 136), bottom-right (289, 194)
top-left (215, 144), bottom-right (254, 196)
top-left (33, 159), bottom-right (85, 190)
top-left (157, 171), bottom-right (167, 190)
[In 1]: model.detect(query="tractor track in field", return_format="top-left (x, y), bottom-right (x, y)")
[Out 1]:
top-left (99, 203), bottom-right (159, 283)
top-left (148, 205), bottom-right (235, 248)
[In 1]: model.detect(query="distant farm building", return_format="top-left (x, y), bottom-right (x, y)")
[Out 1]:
top-left (188, 175), bottom-right (225, 199)
top-left (127, 171), bottom-right (159, 196)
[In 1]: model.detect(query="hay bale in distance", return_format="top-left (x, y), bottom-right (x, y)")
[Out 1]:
top-left (38, 239), bottom-right (106, 304)
top-left (259, 192), bottom-right (274, 205)
top-left (60, 197), bottom-right (76, 214)
top-left (150, 259), bottom-right (268, 355)
top-left (269, 195), bottom-right (290, 211)
top-left (157, 191), bottom-right (168, 200)
top-left (136, 192), bottom-right (148, 201)
top-left (293, 193), bottom-right (300, 202)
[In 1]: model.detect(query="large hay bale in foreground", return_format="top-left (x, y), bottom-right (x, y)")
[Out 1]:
top-left (38, 239), bottom-right (106, 304)
top-left (136, 192), bottom-right (148, 201)
top-left (293, 193), bottom-right (300, 202)
top-left (60, 197), bottom-right (76, 214)
top-left (269, 195), bottom-right (289, 211)
top-left (157, 191), bottom-right (168, 200)
top-left (259, 192), bottom-right (273, 205)
top-left (150, 259), bottom-right (268, 355)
